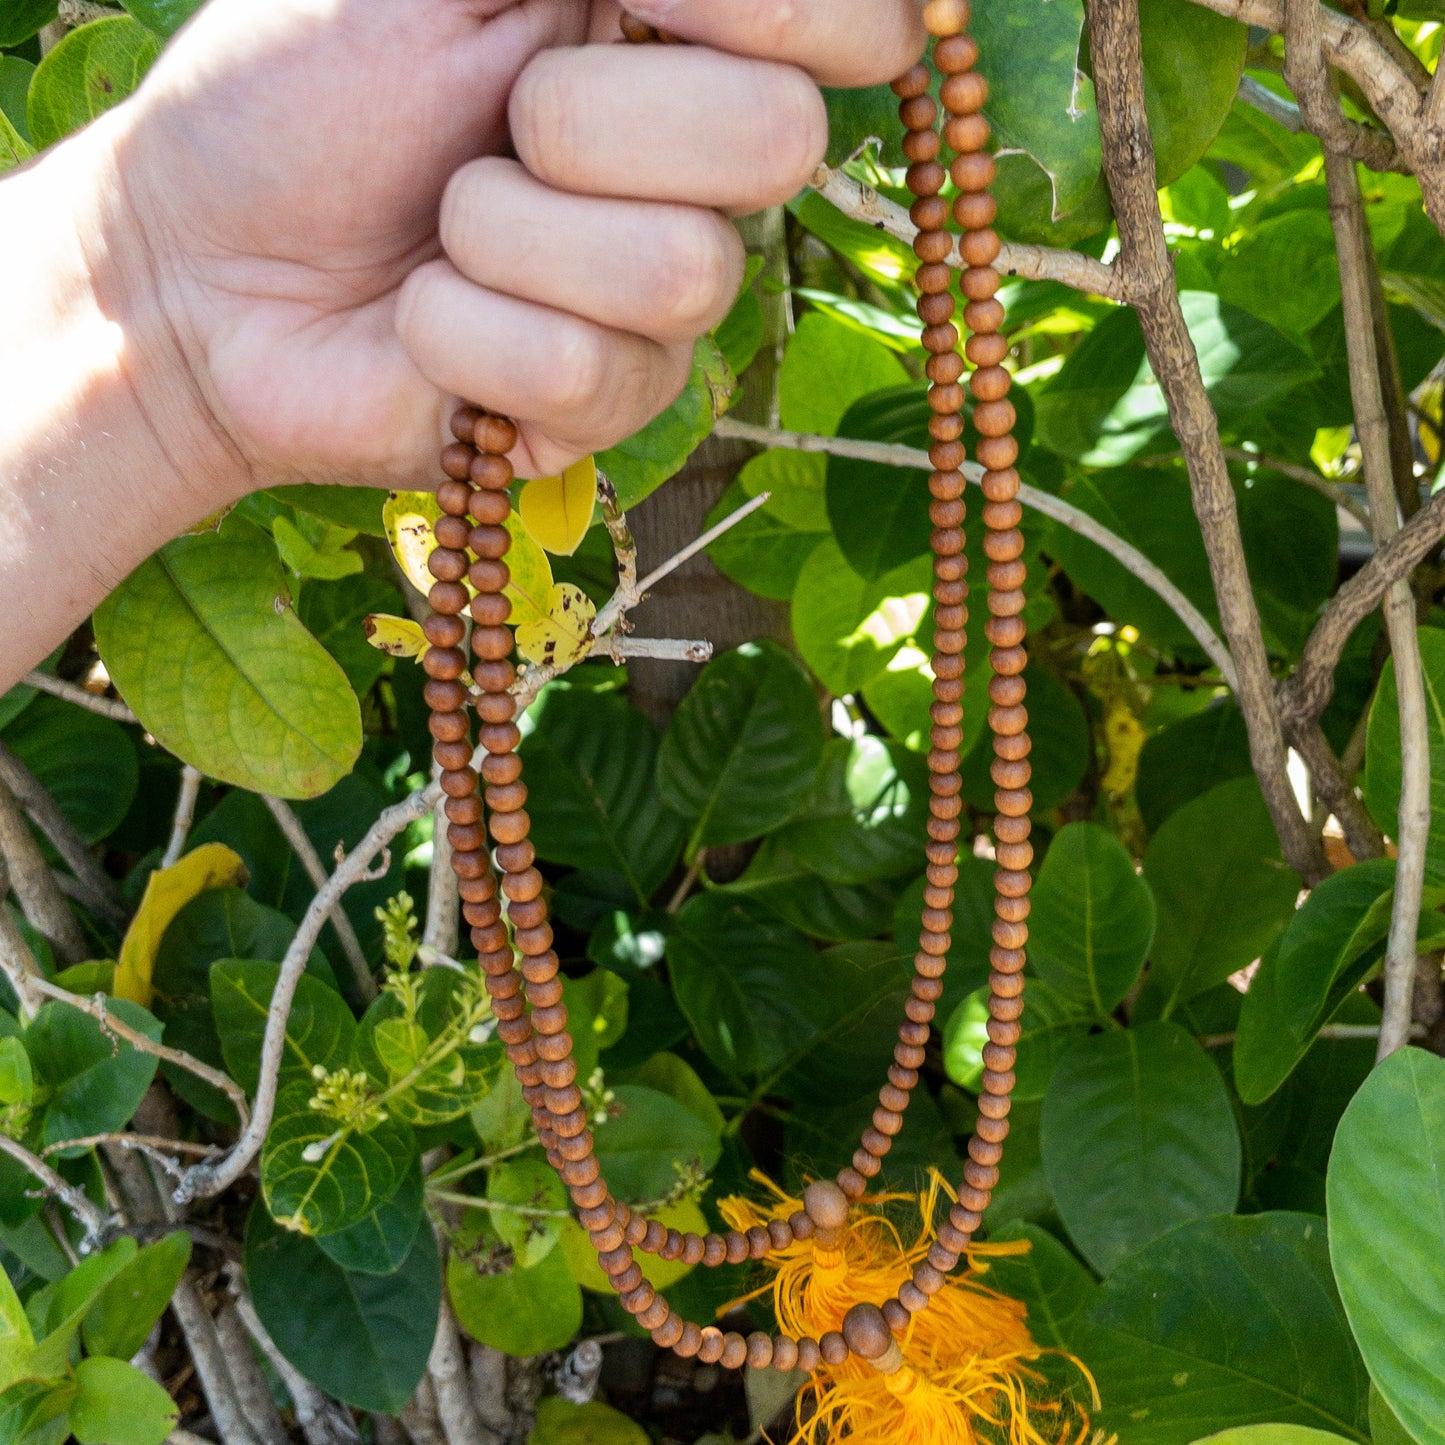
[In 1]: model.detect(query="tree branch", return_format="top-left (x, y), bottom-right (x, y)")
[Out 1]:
top-left (0, 775), bottom-right (89, 963)
top-left (809, 163), bottom-right (1130, 301)
top-left (1088, 0), bottom-right (1324, 882)
top-left (712, 415), bottom-right (1240, 688)
top-left (0, 1134), bottom-right (113, 1250)
top-left (21, 673), bottom-right (136, 724)
top-left (162, 767), bottom-right (204, 870)
top-left (261, 795), bottom-right (376, 1002)
top-left (176, 785), bottom-right (438, 1202)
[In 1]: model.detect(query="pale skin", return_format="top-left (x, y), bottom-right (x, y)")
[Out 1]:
top-left (0, 0), bottom-right (926, 689)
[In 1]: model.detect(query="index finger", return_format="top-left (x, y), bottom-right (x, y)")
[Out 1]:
top-left (612, 0), bottom-right (927, 89)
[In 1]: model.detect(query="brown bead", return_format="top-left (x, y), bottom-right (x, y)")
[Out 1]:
top-left (446, 794), bottom-right (483, 827)
top-left (928, 353), bottom-right (966, 387)
top-left (652, 1314), bottom-right (685, 1350)
top-left (470, 453), bottom-right (513, 490)
top-left (892, 63), bottom-right (932, 99)
top-left (697, 1328), bottom-right (726, 1365)
top-left (941, 71), bottom-right (988, 114)
top-left (425, 616), bottom-right (466, 654)
top-left (934, 31), bottom-right (979, 72)
top-left (470, 625), bottom-right (512, 661)
top-left (772, 1336), bottom-right (799, 1372)
top-left (441, 443), bottom-right (475, 481)
top-left (503, 867), bottom-right (544, 903)
top-left (768, 1218), bottom-right (794, 1251)
top-left (429, 581), bottom-right (469, 617)
top-left (496, 841), bottom-right (536, 872)
top-left (469, 489), bottom-right (511, 525)
top-left (820, 1332), bottom-right (849, 1367)
top-left (746, 1333), bottom-right (774, 1370)
top-left (966, 330), bottom-right (1009, 367)
top-left (474, 415), bottom-right (518, 454)
top-left (915, 230), bottom-right (953, 264)
top-left (471, 591), bottom-right (511, 626)
top-left (434, 741), bottom-right (473, 773)
top-left (946, 111), bottom-right (991, 154)
top-left (423, 647), bottom-right (467, 683)
top-left (899, 94), bottom-right (938, 130)
top-left (451, 407), bottom-right (482, 442)
top-left (918, 292), bottom-right (957, 328)
top-left (922, 323), bottom-right (960, 355)
top-left (469, 559), bottom-right (510, 594)
top-left (469, 525), bottom-right (510, 560)
top-left (677, 1323), bottom-right (704, 1359)
top-left (837, 1167), bottom-right (868, 1200)
top-left (434, 514), bottom-right (470, 551)
top-left (720, 1334), bottom-right (749, 1371)
top-left (803, 1179), bottom-right (850, 1232)
top-left (902, 129), bottom-right (942, 164)
top-left (923, 0), bottom-right (969, 35)
top-left (483, 752), bottom-right (524, 785)
top-left (796, 1338), bottom-right (822, 1372)
top-left (911, 195), bottom-right (950, 232)
top-left (951, 152), bottom-right (997, 193)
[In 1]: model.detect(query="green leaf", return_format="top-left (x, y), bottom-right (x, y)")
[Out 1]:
top-left (656, 642), bottom-right (822, 851)
top-left (945, 976), bottom-right (1090, 1102)
top-left (1041, 1021), bottom-right (1241, 1274)
top-left (597, 337), bottom-right (733, 511)
top-left (26, 17), bottom-right (159, 150)
top-left (30, 1239), bottom-right (137, 1380)
top-left (118, 0), bottom-right (203, 36)
top-left (27, 999), bottom-right (162, 1150)
top-left (272, 515), bottom-right (363, 582)
top-left (0, 1267), bottom-right (33, 1393)
top-left (593, 1085), bottom-right (721, 1204)
top-left (1369, 1387), bottom-right (1417, 1445)
top-left (1, 696), bottom-right (138, 845)
top-left (984, 1222), bottom-right (1098, 1353)
top-left (1192, 1431), bottom-right (1360, 1445)
top-left (94, 519), bottom-right (362, 799)
top-left (0, 1040), bottom-right (31, 1111)
top-left (0, 107), bottom-right (33, 175)
top-left (1217, 211), bottom-right (1342, 339)
top-left (1365, 627), bottom-right (1445, 885)
top-left (69, 1358), bottom-right (177, 1445)
top-left (778, 313), bottom-right (908, 437)
top-left (0, 1379), bottom-right (73, 1445)
top-left (1137, 702), bottom-right (1253, 834)
top-left (667, 893), bottom-right (821, 1080)
top-left (268, 484), bottom-right (388, 537)
top-left (721, 838), bottom-right (904, 942)
top-left (1142, 777), bottom-right (1301, 1016)
top-left (1028, 822), bottom-right (1156, 1014)
top-left (245, 1203), bottom-right (438, 1414)
top-left (528, 1397), bottom-right (649, 1445)
top-left (704, 476), bottom-right (827, 602)
top-left (446, 1229), bottom-right (582, 1356)
top-left (486, 1157), bottom-right (568, 1269)
top-left (211, 960), bottom-right (355, 1094)
top-left (1328, 1048), bottom-right (1445, 1445)
top-left (862, 643), bottom-right (989, 758)
top-left (772, 737), bottom-right (928, 885)
top-left (81, 1231), bottom-right (190, 1362)
top-left (1036, 293), bottom-right (1318, 465)
top-left (1089, 1214), bottom-right (1369, 1442)
top-left (316, 1157), bottom-right (424, 1276)
top-left (297, 571), bottom-right (404, 698)
top-left (260, 1079), bottom-right (415, 1237)
top-left (790, 540), bottom-right (933, 696)
top-left (0, 2), bottom-right (55, 48)
top-left (518, 685), bottom-right (684, 903)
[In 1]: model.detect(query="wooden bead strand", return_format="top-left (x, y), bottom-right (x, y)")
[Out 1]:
top-left (419, 0), bottom-right (1030, 1373)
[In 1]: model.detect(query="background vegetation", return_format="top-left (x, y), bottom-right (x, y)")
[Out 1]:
top-left (2, 1), bottom-right (1445, 1443)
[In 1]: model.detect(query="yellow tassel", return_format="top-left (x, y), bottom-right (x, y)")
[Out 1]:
top-left (718, 1172), bottom-right (1109, 1445)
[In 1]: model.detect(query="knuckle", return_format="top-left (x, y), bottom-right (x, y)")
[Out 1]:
top-left (653, 212), bottom-right (744, 334)
top-left (760, 70), bottom-right (828, 202)
top-left (394, 260), bottom-right (446, 351)
top-left (545, 322), bottom-right (611, 418)
top-left (438, 159), bottom-right (502, 267)
top-left (508, 57), bottom-right (577, 189)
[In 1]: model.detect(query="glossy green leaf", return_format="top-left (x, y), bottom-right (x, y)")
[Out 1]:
top-left (69, 1358), bottom-right (177, 1445)
top-left (790, 540), bottom-right (933, 696)
top-left (528, 1396), bottom-right (649, 1445)
top-left (984, 1221), bottom-right (1098, 1354)
top-left (261, 1080), bottom-right (415, 1237)
top-left (27, 16), bottom-right (159, 149)
top-left (0, 1378), bottom-right (72, 1445)
top-left (778, 313), bottom-right (908, 437)
top-left (597, 336), bottom-right (733, 511)
top-left (1, 696), bottom-right (137, 845)
top-left (94, 520), bottom-right (362, 799)
top-left (705, 476), bottom-right (827, 602)
top-left (1089, 1214), bottom-right (1369, 1442)
top-left (30, 1238), bottom-right (137, 1379)
top-left (1328, 1048), bottom-right (1445, 1445)
top-left (772, 736), bottom-right (928, 885)
top-left (446, 1230), bottom-right (582, 1357)
top-left (1137, 702), bottom-right (1253, 834)
top-left (1193, 1430), bottom-right (1359, 1445)
top-left (593, 1085), bottom-right (721, 1203)
top-left (1369, 1387), bottom-right (1417, 1445)
top-left (245, 1204), bottom-right (439, 1414)
top-left (316, 1158), bottom-right (424, 1276)
top-left (487, 1157), bottom-right (568, 1268)
top-left (0, 1266), bottom-right (32, 1393)
top-left (1042, 1021), bottom-right (1241, 1273)
top-left (862, 643), bottom-right (989, 759)
top-left (297, 571), bottom-right (404, 698)
top-left (119, 0), bottom-right (203, 35)
top-left (1365, 628), bottom-right (1445, 885)
top-left (0, 1), bottom-right (55, 48)
top-left (211, 960), bottom-right (355, 1093)
top-left (0, 107), bottom-right (32, 174)
top-left (81, 1230), bottom-right (190, 1362)
top-left (1029, 822), bottom-right (1156, 1014)
top-left (1143, 777), bottom-right (1301, 1016)
top-left (268, 484), bottom-right (388, 537)
top-left (518, 684), bottom-right (684, 903)
top-left (27, 998), bottom-right (162, 1150)
top-left (962, 976), bottom-right (1092, 1103)
top-left (1036, 294), bottom-right (1318, 466)
top-left (721, 838), bottom-right (904, 942)
top-left (656, 642), bottom-right (822, 850)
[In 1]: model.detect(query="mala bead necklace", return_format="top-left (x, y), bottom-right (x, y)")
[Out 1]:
top-left (420, 2), bottom-right (1060, 1430)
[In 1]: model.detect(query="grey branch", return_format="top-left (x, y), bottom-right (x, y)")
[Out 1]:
top-left (809, 164), bottom-right (1130, 301)
top-left (0, 775), bottom-right (89, 963)
top-left (262, 795), bottom-right (376, 1002)
top-left (1242, 66), bottom-right (1402, 172)
top-left (1088, 0), bottom-right (1324, 882)
top-left (176, 785), bottom-right (439, 1201)
top-left (20, 673), bottom-right (137, 724)
top-left (162, 767), bottom-right (204, 870)
top-left (1219, 447), bottom-right (1373, 530)
top-left (0, 1134), bottom-right (112, 1250)
top-left (0, 742), bottom-right (128, 929)
top-left (711, 415), bottom-right (1239, 687)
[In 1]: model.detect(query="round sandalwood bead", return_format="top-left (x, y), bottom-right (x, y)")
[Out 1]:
top-left (899, 94), bottom-right (938, 130)
top-left (451, 407), bottom-right (481, 442)
top-left (941, 71), bottom-right (988, 115)
top-left (934, 33), bottom-right (979, 72)
top-left (470, 453), bottom-right (513, 490)
top-left (892, 63), bottom-right (932, 99)
top-left (903, 129), bottom-right (942, 163)
top-left (473, 416), bottom-right (517, 454)
top-left (469, 489), bottom-right (511, 525)
top-left (923, 0), bottom-right (969, 34)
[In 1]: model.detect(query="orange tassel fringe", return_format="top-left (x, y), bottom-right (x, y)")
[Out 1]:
top-left (718, 1173), bottom-right (1108, 1445)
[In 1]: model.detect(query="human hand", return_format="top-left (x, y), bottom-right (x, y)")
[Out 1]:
top-left (106, 0), bottom-right (926, 499)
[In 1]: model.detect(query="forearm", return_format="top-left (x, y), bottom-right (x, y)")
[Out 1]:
top-left (0, 113), bottom-right (243, 689)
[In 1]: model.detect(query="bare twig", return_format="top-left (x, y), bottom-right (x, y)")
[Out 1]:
top-left (162, 767), bottom-right (204, 870)
top-left (0, 775), bottom-right (89, 962)
top-left (1321, 152), bottom-right (1428, 1060)
top-left (57, 0), bottom-right (121, 23)
top-left (261, 795), bottom-right (376, 1002)
top-left (21, 672), bottom-right (137, 724)
top-left (423, 766), bottom-right (459, 964)
top-left (427, 1300), bottom-right (497, 1445)
top-left (809, 164), bottom-right (1130, 301)
top-left (170, 1277), bottom-right (268, 1445)
top-left (712, 416), bottom-right (1239, 686)
top-left (43, 1132), bottom-right (220, 1161)
top-left (214, 1303), bottom-right (292, 1445)
top-left (176, 785), bottom-right (439, 1202)
top-left (635, 491), bottom-right (773, 596)
top-left (0, 859), bottom-right (47, 1019)
top-left (0, 1134), bottom-right (113, 1250)
top-left (0, 742), bottom-right (128, 929)
top-left (26, 976), bottom-right (252, 1127)
top-left (1089, 0), bottom-right (1323, 882)
top-left (1218, 449), bottom-right (1373, 530)
top-left (555, 1342), bottom-right (604, 1406)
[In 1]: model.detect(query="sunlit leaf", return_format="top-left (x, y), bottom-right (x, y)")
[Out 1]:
top-left (518, 457), bottom-right (597, 557)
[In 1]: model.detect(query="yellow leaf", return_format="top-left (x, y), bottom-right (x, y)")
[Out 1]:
top-left (383, 491), bottom-right (443, 596)
top-left (503, 513), bottom-right (555, 628)
top-left (363, 614), bottom-right (429, 661)
top-left (517, 458), bottom-right (598, 557)
top-left (515, 585), bottom-right (597, 669)
top-left (114, 844), bottom-right (249, 1007)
